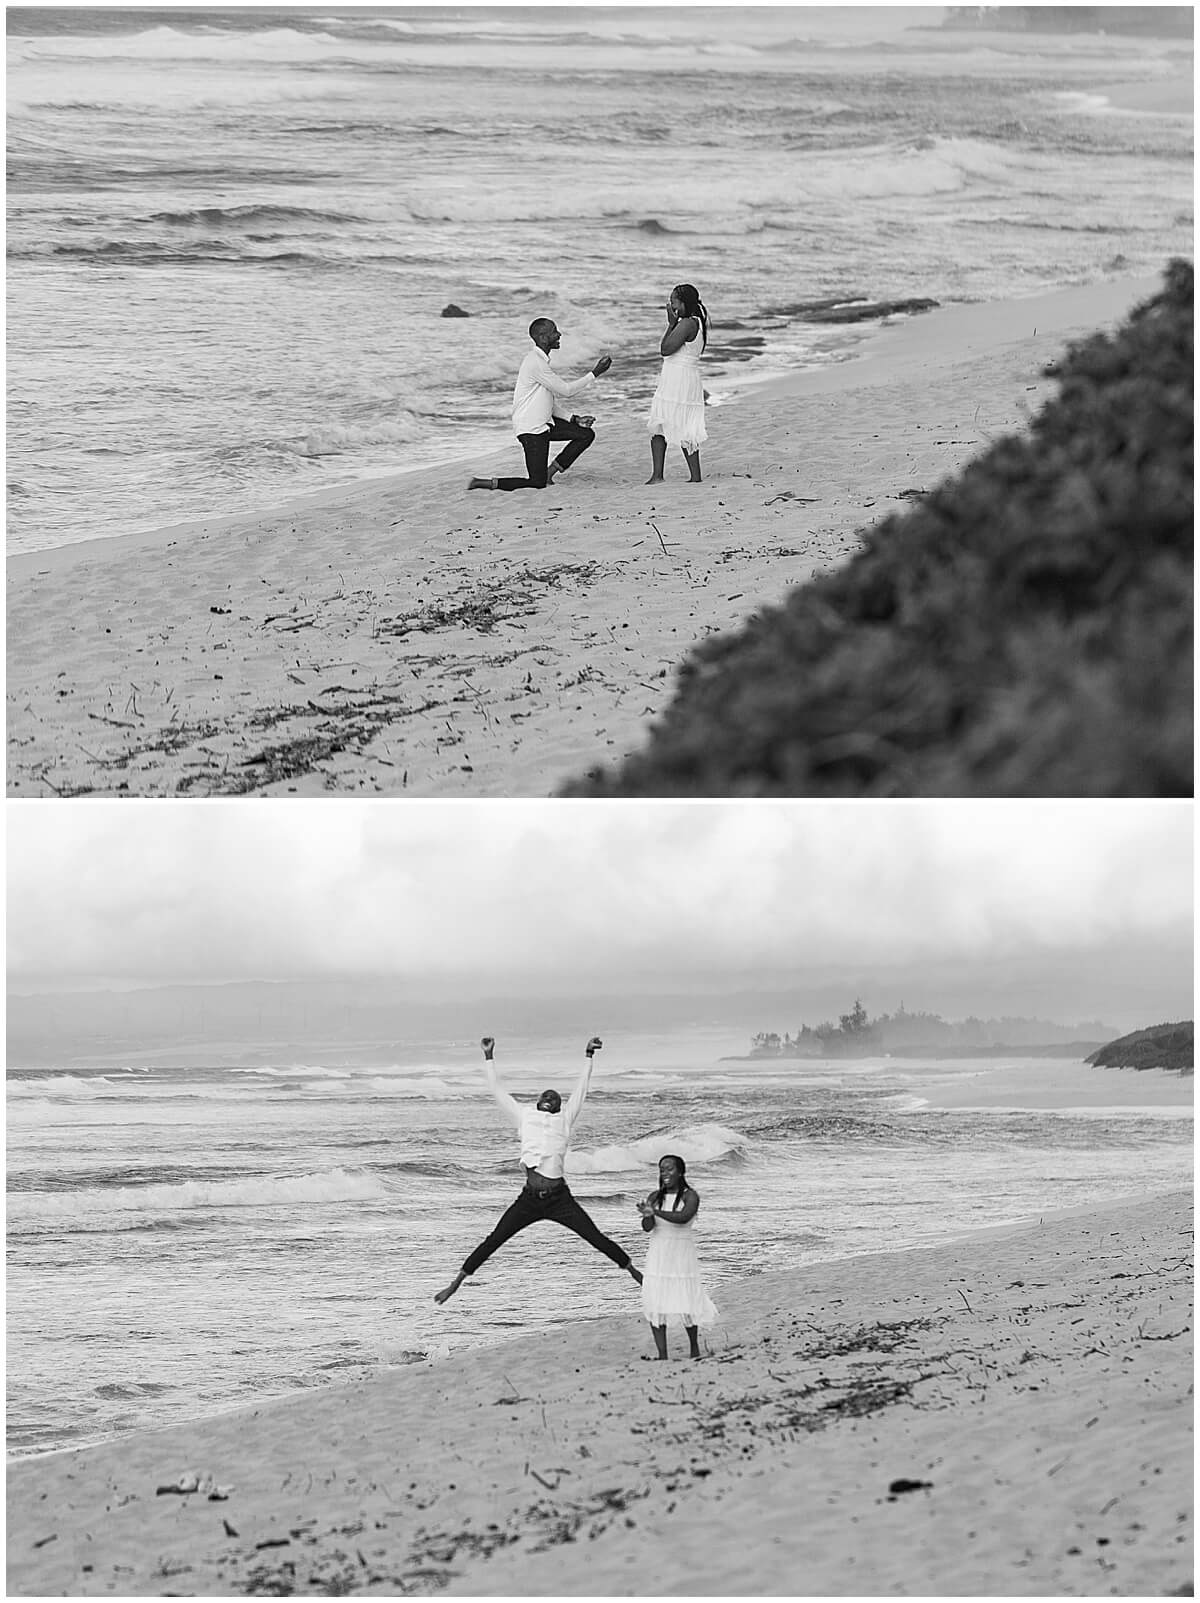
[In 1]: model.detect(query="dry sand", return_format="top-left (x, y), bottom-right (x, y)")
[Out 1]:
top-left (7, 1186), bottom-right (1192, 1598)
top-left (6, 275), bottom-right (1164, 799)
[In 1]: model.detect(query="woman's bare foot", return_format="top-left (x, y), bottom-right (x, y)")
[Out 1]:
top-left (434, 1271), bottom-right (466, 1305)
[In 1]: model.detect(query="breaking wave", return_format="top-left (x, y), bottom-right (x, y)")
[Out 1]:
top-left (570, 1123), bottom-right (750, 1175)
top-left (7, 1166), bottom-right (393, 1221)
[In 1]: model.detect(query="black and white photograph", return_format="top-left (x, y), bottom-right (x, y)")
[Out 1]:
top-left (5, 2), bottom-right (1193, 798)
top-left (5, 2), bottom-right (1194, 1598)
top-left (5, 799), bottom-right (1194, 1594)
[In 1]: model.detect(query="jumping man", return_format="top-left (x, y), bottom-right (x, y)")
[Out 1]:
top-left (434, 1036), bottom-right (643, 1304)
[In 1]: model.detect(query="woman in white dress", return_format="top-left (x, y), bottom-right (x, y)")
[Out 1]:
top-left (638, 1153), bottom-right (718, 1359)
top-left (646, 283), bottom-right (709, 485)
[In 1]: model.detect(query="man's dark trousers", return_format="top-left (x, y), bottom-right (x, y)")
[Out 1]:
top-left (460, 1177), bottom-right (631, 1275)
top-left (496, 417), bottom-right (596, 491)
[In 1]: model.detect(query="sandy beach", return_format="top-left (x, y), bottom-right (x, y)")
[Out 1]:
top-left (6, 275), bottom-right (1164, 800)
top-left (7, 1182), bottom-right (1191, 1597)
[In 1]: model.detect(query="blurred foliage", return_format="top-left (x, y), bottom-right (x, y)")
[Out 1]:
top-left (566, 260), bottom-right (1193, 796)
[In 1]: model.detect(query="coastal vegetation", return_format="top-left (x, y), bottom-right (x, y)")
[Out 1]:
top-left (566, 260), bottom-right (1193, 798)
top-left (749, 1003), bottom-right (1112, 1060)
top-left (1087, 1021), bottom-right (1194, 1074)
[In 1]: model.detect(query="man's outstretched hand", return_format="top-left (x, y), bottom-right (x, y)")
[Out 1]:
top-left (481, 1035), bottom-right (495, 1060)
top-left (586, 1036), bottom-right (603, 1057)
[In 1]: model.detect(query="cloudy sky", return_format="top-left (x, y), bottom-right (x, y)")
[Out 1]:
top-left (6, 801), bottom-right (1193, 1021)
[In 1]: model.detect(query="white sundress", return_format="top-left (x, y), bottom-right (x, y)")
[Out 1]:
top-left (647, 321), bottom-right (707, 454)
top-left (641, 1188), bottom-right (719, 1329)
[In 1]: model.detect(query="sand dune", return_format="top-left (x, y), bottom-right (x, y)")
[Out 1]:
top-left (6, 1187), bottom-right (1192, 1597)
top-left (6, 277), bottom-right (1161, 799)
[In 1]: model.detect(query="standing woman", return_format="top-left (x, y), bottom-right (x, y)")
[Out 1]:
top-left (638, 1153), bottom-right (718, 1359)
top-left (646, 283), bottom-right (709, 484)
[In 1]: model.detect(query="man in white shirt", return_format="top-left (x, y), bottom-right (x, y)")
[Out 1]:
top-left (467, 319), bottom-right (613, 493)
top-left (434, 1035), bottom-right (642, 1304)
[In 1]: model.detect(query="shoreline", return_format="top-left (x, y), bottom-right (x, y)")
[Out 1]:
top-left (7, 273), bottom-right (1165, 799)
top-left (9, 1131), bottom-right (1191, 1466)
top-left (6, 275), bottom-right (1160, 581)
top-left (7, 1185), bottom-right (1192, 1596)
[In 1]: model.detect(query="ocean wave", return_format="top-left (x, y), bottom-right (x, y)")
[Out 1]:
top-left (749, 1111), bottom-right (920, 1144)
top-left (36, 239), bottom-right (340, 269)
top-left (6, 1165), bottom-right (393, 1221)
top-left (93, 1381), bottom-right (176, 1400)
top-left (570, 1123), bottom-right (750, 1175)
top-left (15, 25), bottom-right (353, 66)
top-left (382, 1157), bottom-right (472, 1180)
top-left (229, 1064), bottom-right (351, 1078)
top-left (150, 203), bottom-right (361, 229)
top-left (6, 1073), bottom-right (118, 1097)
top-left (291, 415), bottom-right (426, 457)
top-left (400, 140), bottom-right (1003, 227)
top-left (13, 1162), bottom-right (250, 1193)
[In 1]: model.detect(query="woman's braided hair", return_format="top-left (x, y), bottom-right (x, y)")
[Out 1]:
top-left (673, 283), bottom-right (709, 349)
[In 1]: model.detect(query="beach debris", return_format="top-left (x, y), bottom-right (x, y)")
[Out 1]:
top-left (155, 1472), bottom-right (234, 1500)
top-left (223, 1518), bottom-right (239, 1538)
top-left (888, 1477), bottom-right (933, 1498)
top-left (441, 303), bottom-right (470, 317)
top-left (764, 491), bottom-right (819, 505)
top-left (209, 606), bottom-right (230, 615)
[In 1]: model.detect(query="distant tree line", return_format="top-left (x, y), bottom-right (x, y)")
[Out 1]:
top-left (749, 1001), bottom-right (1115, 1059)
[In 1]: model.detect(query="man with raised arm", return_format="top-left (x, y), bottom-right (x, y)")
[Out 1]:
top-left (467, 318), bottom-right (612, 492)
top-left (434, 1035), bottom-right (642, 1305)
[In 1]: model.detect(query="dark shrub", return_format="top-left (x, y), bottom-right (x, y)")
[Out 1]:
top-left (565, 260), bottom-right (1193, 796)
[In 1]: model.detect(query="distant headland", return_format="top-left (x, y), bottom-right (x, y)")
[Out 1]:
top-left (1087, 1021), bottom-right (1194, 1074)
top-left (730, 1000), bottom-right (1117, 1062)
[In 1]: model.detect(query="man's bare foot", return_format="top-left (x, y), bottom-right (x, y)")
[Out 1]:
top-left (434, 1272), bottom-right (466, 1305)
top-left (467, 477), bottom-right (494, 491)
top-left (688, 476), bottom-right (703, 484)
top-left (645, 475), bottom-right (664, 484)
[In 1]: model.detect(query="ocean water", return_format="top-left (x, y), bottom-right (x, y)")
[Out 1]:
top-left (5, 5), bottom-right (1193, 554)
top-left (6, 1030), bottom-right (1192, 1458)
